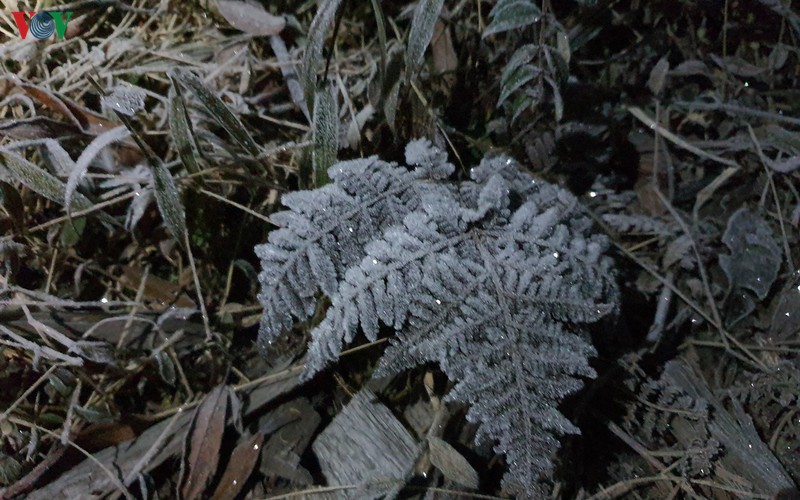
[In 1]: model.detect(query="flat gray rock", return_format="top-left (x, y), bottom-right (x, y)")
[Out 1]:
top-left (312, 388), bottom-right (419, 499)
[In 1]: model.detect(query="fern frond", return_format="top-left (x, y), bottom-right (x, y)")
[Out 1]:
top-left (257, 141), bottom-right (617, 496)
top-left (255, 140), bottom-right (454, 350)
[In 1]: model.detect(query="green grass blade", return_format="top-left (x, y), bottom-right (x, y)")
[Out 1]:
top-left (0, 150), bottom-right (116, 225)
top-left (169, 69), bottom-right (260, 158)
top-left (300, 0), bottom-right (344, 112)
top-left (405, 0), bottom-right (445, 82)
top-left (312, 85), bottom-right (339, 187)
top-left (168, 79), bottom-right (202, 176)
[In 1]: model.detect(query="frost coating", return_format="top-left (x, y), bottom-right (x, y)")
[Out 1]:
top-left (256, 139), bottom-right (617, 496)
top-left (102, 85), bottom-right (146, 116)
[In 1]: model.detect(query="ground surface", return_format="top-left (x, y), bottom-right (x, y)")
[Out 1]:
top-left (0, 0), bottom-right (799, 498)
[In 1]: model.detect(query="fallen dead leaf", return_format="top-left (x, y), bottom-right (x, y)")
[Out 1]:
top-left (217, 0), bottom-right (285, 36)
top-left (209, 432), bottom-right (264, 500)
top-left (180, 385), bottom-right (231, 499)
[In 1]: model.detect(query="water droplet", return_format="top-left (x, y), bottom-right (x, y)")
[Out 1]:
top-left (372, 259), bottom-right (378, 264)
top-left (553, 252), bottom-right (559, 258)
top-left (348, 227), bottom-right (353, 232)
top-left (100, 297), bottom-right (108, 304)
top-left (589, 191), bottom-right (597, 198)
top-left (435, 299), bottom-right (441, 305)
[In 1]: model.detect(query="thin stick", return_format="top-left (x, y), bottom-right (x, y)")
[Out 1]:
top-left (199, 188), bottom-right (274, 224)
top-left (183, 227), bottom-right (212, 341)
top-left (626, 106), bottom-right (739, 168)
top-left (746, 124), bottom-right (796, 272)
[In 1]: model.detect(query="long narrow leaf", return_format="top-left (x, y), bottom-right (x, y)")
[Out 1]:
top-left (180, 385), bottom-right (229, 499)
top-left (405, 0), bottom-right (445, 82)
top-left (169, 69), bottom-right (260, 157)
top-left (0, 150), bottom-right (115, 225)
top-left (300, 0), bottom-right (344, 112)
top-left (370, 0), bottom-right (388, 96)
top-left (110, 109), bottom-right (188, 248)
top-left (498, 64), bottom-right (538, 107)
top-left (501, 44), bottom-right (537, 84)
top-left (151, 158), bottom-right (187, 249)
top-left (269, 35), bottom-right (310, 122)
top-left (312, 85), bottom-right (339, 187)
top-left (167, 81), bottom-right (202, 175)
top-left (483, 0), bottom-right (542, 38)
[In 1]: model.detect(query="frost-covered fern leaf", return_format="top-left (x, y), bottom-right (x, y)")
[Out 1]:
top-left (255, 140), bottom-right (454, 351)
top-left (257, 140), bottom-right (617, 496)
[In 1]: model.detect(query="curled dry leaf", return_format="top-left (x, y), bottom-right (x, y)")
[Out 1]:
top-left (65, 126), bottom-right (131, 219)
top-left (710, 54), bottom-right (767, 78)
top-left (0, 116), bottom-right (82, 141)
top-left (768, 155), bottom-right (800, 173)
top-left (719, 208), bottom-right (781, 300)
top-left (0, 77), bottom-right (119, 135)
top-left (217, 0), bottom-right (285, 36)
top-left (270, 35), bottom-right (310, 122)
